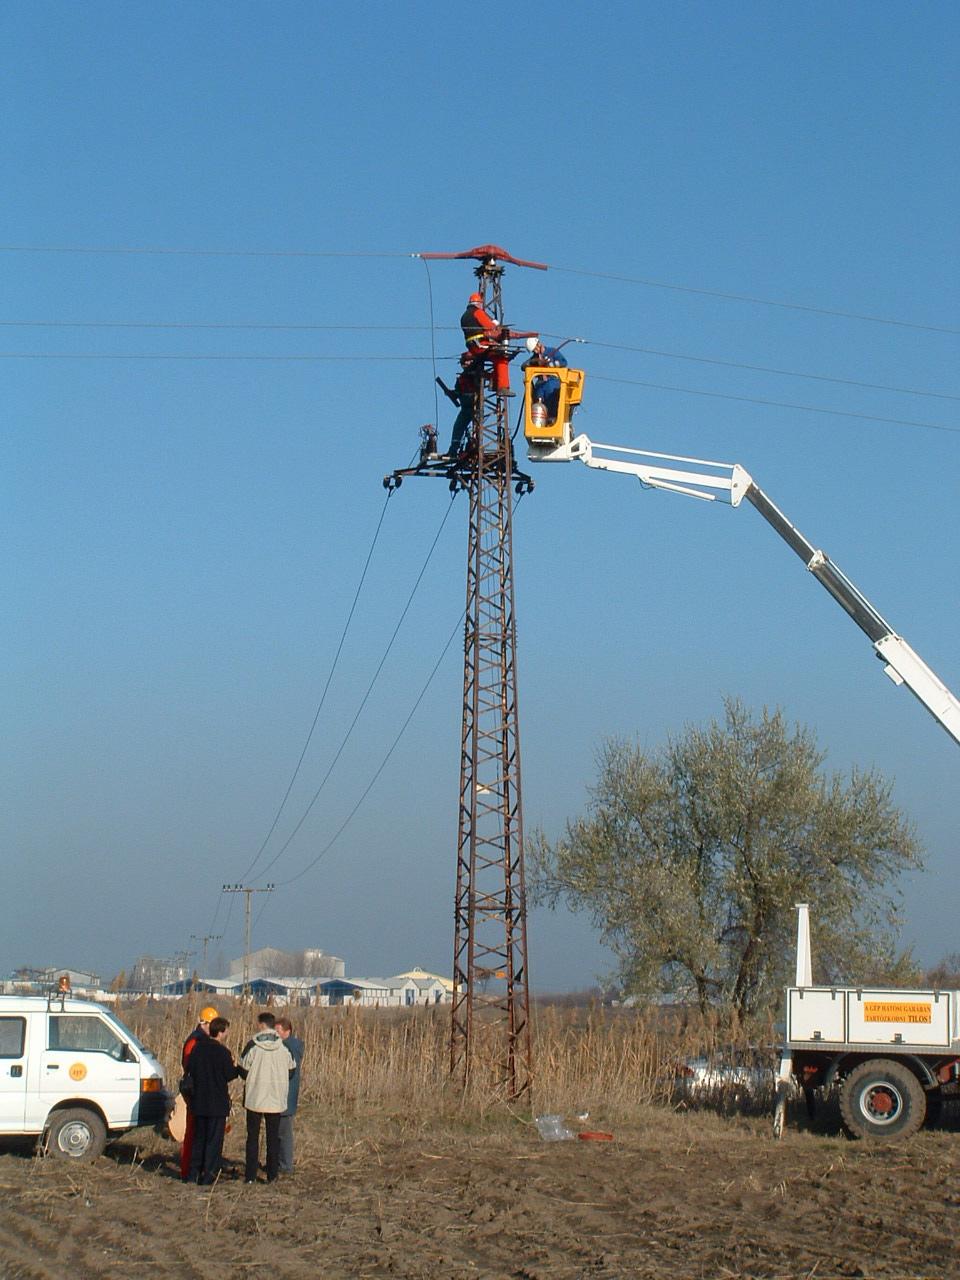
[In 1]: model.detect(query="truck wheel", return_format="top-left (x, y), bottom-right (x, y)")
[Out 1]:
top-left (839, 1059), bottom-right (925, 1141)
top-left (44, 1108), bottom-right (107, 1161)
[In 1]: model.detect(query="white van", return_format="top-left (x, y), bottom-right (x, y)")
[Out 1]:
top-left (0, 993), bottom-right (170, 1160)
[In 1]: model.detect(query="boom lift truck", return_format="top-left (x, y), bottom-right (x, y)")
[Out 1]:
top-left (521, 356), bottom-right (960, 1141)
top-left (520, 356), bottom-right (960, 746)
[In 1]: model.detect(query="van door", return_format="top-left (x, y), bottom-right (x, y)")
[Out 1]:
top-left (0, 1015), bottom-right (28, 1132)
top-left (40, 1014), bottom-right (139, 1129)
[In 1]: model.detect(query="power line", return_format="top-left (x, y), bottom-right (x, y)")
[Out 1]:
top-left (0, 244), bottom-right (410, 260)
top-left (2, 242), bottom-right (956, 336)
top-left (590, 373), bottom-right (960, 435)
top-left (0, 351), bottom-right (435, 362)
top-left (275, 603), bottom-right (467, 888)
top-left (557, 335), bottom-right (960, 404)
top-left (239, 489), bottom-right (394, 884)
top-left (548, 263), bottom-right (960, 337)
top-left (4, 348), bottom-right (953, 432)
top-left (3, 319), bottom-right (957, 404)
top-left (252, 490), bottom-right (461, 881)
top-left (0, 320), bottom-right (456, 332)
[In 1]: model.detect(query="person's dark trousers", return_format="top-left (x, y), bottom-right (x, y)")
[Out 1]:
top-left (245, 1110), bottom-right (281, 1182)
top-left (277, 1114), bottom-right (294, 1173)
top-left (190, 1115), bottom-right (227, 1185)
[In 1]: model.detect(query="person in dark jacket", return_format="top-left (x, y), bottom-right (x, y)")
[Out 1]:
top-left (187, 1016), bottom-right (241, 1185)
top-left (179, 1004), bottom-right (219, 1181)
top-left (275, 1016), bottom-right (304, 1175)
top-left (446, 354), bottom-right (481, 457)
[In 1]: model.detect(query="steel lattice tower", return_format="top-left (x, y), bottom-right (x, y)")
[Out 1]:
top-left (449, 259), bottom-right (530, 1099)
top-left (386, 245), bottom-right (542, 1099)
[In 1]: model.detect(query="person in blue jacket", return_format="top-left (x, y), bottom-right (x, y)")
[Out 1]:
top-left (523, 339), bottom-right (567, 425)
top-left (275, 1016), bottom-right (304, 1175)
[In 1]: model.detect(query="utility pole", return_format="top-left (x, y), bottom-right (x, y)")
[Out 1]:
top-left (222, 884), bottom-right (274, 997)
top-left (386, 244), bottom-right (544, 1099)
top-left (190, 933), bottom-right (223, 969)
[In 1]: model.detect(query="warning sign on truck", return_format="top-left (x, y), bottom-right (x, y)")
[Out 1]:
top-left (863, 1001), bottom-right (932, 1024)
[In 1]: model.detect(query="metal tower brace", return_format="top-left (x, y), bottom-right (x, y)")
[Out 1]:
top-left (384, 245), bottom-right (538, 1100)
top-left (448, 260), bottom-right (532, 1100)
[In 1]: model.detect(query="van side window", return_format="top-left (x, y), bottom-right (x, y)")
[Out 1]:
top-left (49, 1016), bottom-right (126, 1060)
top-left (0, 1017), bottom-right (25, 1057)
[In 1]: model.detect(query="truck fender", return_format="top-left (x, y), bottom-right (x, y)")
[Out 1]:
top-left (827, 1054), bottom-right (938, 1091)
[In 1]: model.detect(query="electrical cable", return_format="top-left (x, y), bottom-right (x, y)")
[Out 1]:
top-left (207, 888), bottom-right (224, 935)
top-left (219, 893), bottom-right (237, 949)
top-left (589, 373), bottom-right (959, 435)
top-left (238, 489), bottom-right (395, 885)
top-left (267, 496), bottom-right (532, 894)
top-left (274, 602), bottom-right (467, 888)
top-left (3, 241), bottom-right (956, 334)
top-left (6, 346), bottom-right (953, 433)
top-left (0, 244), bottom-right (410, 260)
top-left (547, 262), bottom-right (960, 337)
top-left (544, 334), bottom-right (960, 404)
top-left (420, 257), bottom-right (440, 427)
top-left (4, 319), bottom-right (957, 403)
top-left (251, 489), bottom-right (461, 881)
top-left (0, 321), bottom-right (458, 332)
top-left (0, 352), bottom-right (436, 362)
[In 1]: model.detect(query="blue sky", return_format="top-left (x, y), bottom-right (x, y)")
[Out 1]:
top-left (3, 2), bottom-right (958, 989)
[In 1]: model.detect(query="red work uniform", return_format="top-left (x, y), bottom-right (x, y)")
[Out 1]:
top-left (460, 298), bottom-right (510, 393)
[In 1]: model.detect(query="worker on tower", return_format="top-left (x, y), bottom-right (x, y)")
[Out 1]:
top-left (445, 353), bottom-right (481, 457)
top-left (523, 338), bottom-right (567, 425)
top-left (460, 291), bottom-right (513, 395)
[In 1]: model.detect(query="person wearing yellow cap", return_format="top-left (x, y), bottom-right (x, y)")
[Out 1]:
top-left (179, 1005), bottom-right (220, 1181)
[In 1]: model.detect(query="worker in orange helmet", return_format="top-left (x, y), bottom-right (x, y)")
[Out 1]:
top-left (460, 292), bottom-right (513, 395)
top-left (179, 1004), bottom-right (219, 1181)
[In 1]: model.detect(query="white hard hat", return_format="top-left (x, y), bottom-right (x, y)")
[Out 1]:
top-left (525, 336), bottom-right (539, 352)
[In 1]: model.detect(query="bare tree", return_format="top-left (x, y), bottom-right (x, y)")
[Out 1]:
top-left (531, 698), bottom-right (921, 1019)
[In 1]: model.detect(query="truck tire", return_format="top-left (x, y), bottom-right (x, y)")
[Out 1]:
top-left (839, 1059), bottom-right (925, 1141)
top-left (44, 1108), bottom-right (108, 1161)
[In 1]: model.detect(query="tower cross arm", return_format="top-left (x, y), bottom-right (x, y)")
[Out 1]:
top-left (418, 245), bottom-right (548, 271)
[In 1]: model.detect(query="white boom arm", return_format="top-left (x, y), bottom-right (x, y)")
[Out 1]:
top-left (531, 433), bottom-right (960, 747)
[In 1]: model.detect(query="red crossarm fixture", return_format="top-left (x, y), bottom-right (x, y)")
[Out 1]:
top-left (418, 244), bottom-right (547, 271)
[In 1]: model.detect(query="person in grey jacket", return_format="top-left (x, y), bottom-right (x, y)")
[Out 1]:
top-left (275, 1016), bottom-right (304, 1175)
top-left (240, 1011), bottom-right (295, 1183)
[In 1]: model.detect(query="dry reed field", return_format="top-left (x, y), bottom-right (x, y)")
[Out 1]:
top-left (0, 999), bottom-right (957, 1280)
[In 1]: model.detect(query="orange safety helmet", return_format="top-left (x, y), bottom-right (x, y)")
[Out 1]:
top-left (199, 1006), bottom-right (220, 1024)
top-left (468, 292), bottom-right (482, 305)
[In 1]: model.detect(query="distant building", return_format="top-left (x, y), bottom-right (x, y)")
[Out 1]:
top-left (227, 946), bottom-right (344, 980)
top-left (162, 968), bottom-right (453, 1008)
top-left (396, 967), bottom-right (455, 997)
top-left (130, 955), bottom-right (192, 991)
top-left (317, 974), bottom-right (451, 1007)
top-left (9, 966), bottom-right (102, 993)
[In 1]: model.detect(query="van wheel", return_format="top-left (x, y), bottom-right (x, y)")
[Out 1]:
top-left (839, 1059), bottom-right (925, 1141)
top-left (44, 1108), bottom-right (107, 1161)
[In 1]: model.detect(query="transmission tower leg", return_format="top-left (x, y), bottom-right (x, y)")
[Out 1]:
top-left (450, 265), bottom-right (532, 1100)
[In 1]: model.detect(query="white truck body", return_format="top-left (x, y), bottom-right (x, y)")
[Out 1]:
top-left (0, 994), bottom-right (168, 1156)
top-left (785, 986), bottom-right (959, 1053)
top-left (772, 908), bottom-right (960, 1141)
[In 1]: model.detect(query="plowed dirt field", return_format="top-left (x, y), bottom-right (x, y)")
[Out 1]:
top-left (1, 1103), bottom-right (958, 1279)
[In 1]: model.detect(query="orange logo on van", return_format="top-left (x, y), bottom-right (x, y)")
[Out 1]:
top-left (68, 1062), bottom-right (87, 1081)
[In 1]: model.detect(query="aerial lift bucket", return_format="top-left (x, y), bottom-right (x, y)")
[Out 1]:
top-left (523, 366), bottom-right (585, 447)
